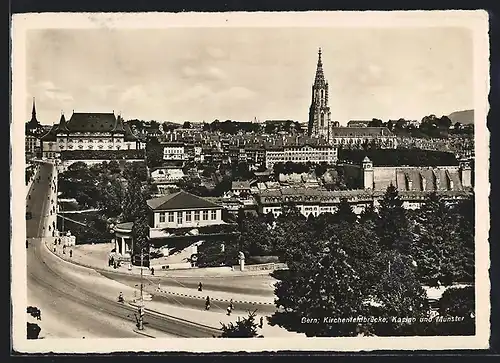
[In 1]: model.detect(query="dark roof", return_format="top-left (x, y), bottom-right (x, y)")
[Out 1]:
top-left (60, 112), bottom-right (121, 133)
top-left (115, 222), bottom-right (134, 231)
top-left (147, 190), bottom-right (221, 211)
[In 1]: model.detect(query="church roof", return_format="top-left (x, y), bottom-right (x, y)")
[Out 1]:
top-left (313, 48), bottom-right (327, 87)
top-left (146, 190), bottom-right (222, 211)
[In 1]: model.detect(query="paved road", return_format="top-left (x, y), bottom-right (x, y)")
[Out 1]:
top-left (26, 163), bottom-right (220, 338)
top-left (99, 272), bottom-right (277, 315)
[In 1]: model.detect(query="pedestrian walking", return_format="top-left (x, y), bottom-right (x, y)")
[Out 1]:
top-left (150, 267), bottom-right (154, 275)
top-left (259, 316), bottom-right (264, 329)
top-left (70, 250), bottom-right (73, 258)
top-left (227, 305), bottom-right (232, 316)
top-left (205, 296), bottom-right (210, 310)
top-left (198, 282), bottom-right (203, 292)
top-left (229, 299), bottom-right (234, 312)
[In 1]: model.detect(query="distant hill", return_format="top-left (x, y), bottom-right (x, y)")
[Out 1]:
top-left (448, 109), bottom-right (474, 125)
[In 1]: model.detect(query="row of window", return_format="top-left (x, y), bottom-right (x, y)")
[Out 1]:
top-left (158, 210), bottom-right (218, 224)
top-left (54, 139), bottom-right (124, 145)
top-left (48, 144), bottom-right (128, 150)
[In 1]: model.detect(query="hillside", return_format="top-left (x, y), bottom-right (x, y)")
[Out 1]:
top-left (448, 109), bottom-right (474, 125)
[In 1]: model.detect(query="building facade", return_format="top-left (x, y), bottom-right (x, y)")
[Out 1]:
top-left (162, 142), bottom-right (187, 161)
top-left (147, 190), bottom-right (225, 240)
top-left (361, 156), bottom-right (473, 192)
top-left (40, 112), bottom-right (140, 159)
top-left (328, 126), bottom-right (398, 149)
top-left (308, 48), bottom-right (331, 140)
top-left (265, 142), bottom-right (338, 169)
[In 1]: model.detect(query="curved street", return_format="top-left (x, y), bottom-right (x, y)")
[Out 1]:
top-left (26, 162), bottom-right (221, 338)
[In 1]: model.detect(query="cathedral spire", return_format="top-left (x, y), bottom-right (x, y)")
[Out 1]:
top-left (314, 47), bottom-right (326, 86)
top-left (31, 97), bottom-right (37, 122)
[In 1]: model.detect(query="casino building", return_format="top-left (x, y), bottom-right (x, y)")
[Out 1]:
top-left (40, 111), bottom-right (141, 159)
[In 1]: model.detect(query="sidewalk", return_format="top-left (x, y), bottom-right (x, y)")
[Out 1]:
top-left (64, 242), bottom-right (276, 278)
top-left (48, 241), bottom-right (275, 305)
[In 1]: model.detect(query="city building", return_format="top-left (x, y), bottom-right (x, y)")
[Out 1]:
top-left (328, 126), bottom-right (398, 148)
top-left (162, 142), bottom-right (187, 161)
top-left (308, 48), bottom-right (331, 140)
top-left (40, 111), bottom-right (140, 159)
top-left (361, 156), bottom-right (473, 193)
top-left (265, 138), bottom-right (338, 169)
top-left (147, 190), bottom-right (225, 239)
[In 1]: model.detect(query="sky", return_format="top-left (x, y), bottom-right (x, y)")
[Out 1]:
top-left (25, 27), bottom-right (474, 125)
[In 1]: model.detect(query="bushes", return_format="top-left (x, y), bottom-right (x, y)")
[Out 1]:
top-left (60, 149), bottom-right (145, 160)
top-left (247, 255), bottom-right (280, 264)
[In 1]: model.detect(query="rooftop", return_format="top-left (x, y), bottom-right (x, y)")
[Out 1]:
top-left (146, 190), bottom-right (222, 211)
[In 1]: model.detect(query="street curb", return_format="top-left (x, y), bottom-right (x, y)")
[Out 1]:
top-left (128, 302), bottom-right (222, 332)
top-left (133, 328), bottom-right (156, 338)
top-left (154, 288), bottom-right (275, 306)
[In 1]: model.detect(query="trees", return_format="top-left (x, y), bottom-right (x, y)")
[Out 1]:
top-left (220, 310), bottom-right (261, 338)
top-left (376, 184), bottom-right (412, 252)
top-left (368, 250), bottom-right (430, 336)
top-left (145, 138), bottom-right (164, 169)
top-left (122, 179), bottom-right (149, 222)
top-left (411, 193), bottom-right (458, 286)
top-left (238, 212), bottom-right (274, 256)
top-left (270, 236), bottom-right (368, 337)
top-left (436, 286), bottom-right (475, 335)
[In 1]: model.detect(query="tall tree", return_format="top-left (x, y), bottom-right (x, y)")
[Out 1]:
top-left (333, 198), bottom-right (357, 225)
top-left (122, 179), bottom-right (148, 222)
top-left (131, 214), bottom-right (150, 266)
top-left (376, 184), bottom-right (412, 252)
top-left (270, 235), bottom-right (368, 337)
top-left (411, 193), bottom-right (462, 286)
top-left (451, 195), bottom-right (475, 284)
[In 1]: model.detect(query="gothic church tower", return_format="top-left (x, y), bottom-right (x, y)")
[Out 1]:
top-left (308, 48), bottom-right (331, 139)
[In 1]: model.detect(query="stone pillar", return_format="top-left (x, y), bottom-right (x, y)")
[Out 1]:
top-left (239, 258), bottom-right (245, 271)
top-left (121, 237), bottom-right (126, 255)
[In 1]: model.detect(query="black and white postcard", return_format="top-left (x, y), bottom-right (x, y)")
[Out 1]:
top-left (11, 10), bottom-right (490, 352)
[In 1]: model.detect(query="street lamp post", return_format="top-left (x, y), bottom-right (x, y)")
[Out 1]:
top-left (138, 247), bottom-right (144, 330)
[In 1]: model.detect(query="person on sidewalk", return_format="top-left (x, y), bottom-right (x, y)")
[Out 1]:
top-left (198, 282), bottom-right (203, 292)
top-left (151, 267), bottom-right (154, 276)
top-left (70, 250), bottom-right (73, 258)
top-left (259, 316), bottom-right (264, 329)
top-left (229, 299), bottom-right (234, 312)
top-left (205, 296), bottom-right (210, 310)
top-left (227, 305), bottom-right (232, 316)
